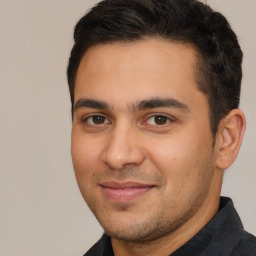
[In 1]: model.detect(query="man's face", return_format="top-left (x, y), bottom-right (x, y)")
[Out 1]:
top-left (71, 39), bottom-right (222, 242)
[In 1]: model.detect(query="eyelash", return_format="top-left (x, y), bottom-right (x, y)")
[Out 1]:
top-left (143, 114), bottom-right (174, 126)
top-left (82, 114), bottom-right (111, 125)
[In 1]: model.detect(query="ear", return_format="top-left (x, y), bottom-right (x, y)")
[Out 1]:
top-left (215, 109), bottom-right (246, 170)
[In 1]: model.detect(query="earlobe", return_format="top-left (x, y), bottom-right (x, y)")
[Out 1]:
top-left (215, 109), bottom-right (246, 170)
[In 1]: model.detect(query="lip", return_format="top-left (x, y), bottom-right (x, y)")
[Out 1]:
top-left (100, 181), bottom-right (155, 202)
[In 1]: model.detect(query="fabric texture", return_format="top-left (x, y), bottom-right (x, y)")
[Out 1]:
top-left (83, 197), bottom-right (256, 256)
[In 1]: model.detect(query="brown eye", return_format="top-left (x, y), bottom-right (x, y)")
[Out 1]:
top-left (86, 115), bottom-right (110, 125)
top-left (154, 116), bottom-right (168, 125)
top-left (146, 115), bottom-right (171, 126)
top-left (92, 116), bottom-right (105, 124)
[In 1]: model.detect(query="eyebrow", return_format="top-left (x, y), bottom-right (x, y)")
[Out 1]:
top-left (134, 97), bottom-right (190, 112)
top-left (74, 97), bottom-right (190, 112)
top-left (74, 98), bottom-right (108, 111)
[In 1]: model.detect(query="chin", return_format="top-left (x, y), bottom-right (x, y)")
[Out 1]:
top-left (93, 209), bottom-right (178, 243)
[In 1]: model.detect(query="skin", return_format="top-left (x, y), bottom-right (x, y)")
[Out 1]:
top-left (71, 39), bottom-right (245, 256)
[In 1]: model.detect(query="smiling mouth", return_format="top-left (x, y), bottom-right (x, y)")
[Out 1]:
top-left (100, 181), bottom-right (155, 202)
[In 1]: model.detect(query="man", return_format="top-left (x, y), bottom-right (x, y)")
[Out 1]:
top-left (67, 0), bottom-right (256, 255)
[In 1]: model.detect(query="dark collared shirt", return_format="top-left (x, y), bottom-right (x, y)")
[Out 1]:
top-left (83, 197), bottom-right (256, 256)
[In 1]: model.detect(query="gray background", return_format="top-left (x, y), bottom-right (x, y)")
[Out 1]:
top-left (0, 0), bottom-right (255, 255)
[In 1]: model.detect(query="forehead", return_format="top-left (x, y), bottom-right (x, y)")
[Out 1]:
top-left (74, 39), bottom-right (205, 109)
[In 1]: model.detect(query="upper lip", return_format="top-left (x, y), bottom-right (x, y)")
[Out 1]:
top-left (100, 181), bottom-right (155, 189)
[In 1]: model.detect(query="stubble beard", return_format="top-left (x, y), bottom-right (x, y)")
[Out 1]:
top-left (88, 185), bottom-right (211, 245)
top-left (81, 161), bottom-right (215, 245)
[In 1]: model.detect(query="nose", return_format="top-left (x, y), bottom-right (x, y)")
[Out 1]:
top-left (101, 125), bottom-right (145, 170)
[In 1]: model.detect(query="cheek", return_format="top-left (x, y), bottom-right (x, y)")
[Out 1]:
top-left (71, 133), bottom-right (101, 184)
top-left (149, 125), bottom-right (212, 165)
top-left (146, 133), bottom-right (212, 190)
top-left (147, 135), bottom-right (197, 172)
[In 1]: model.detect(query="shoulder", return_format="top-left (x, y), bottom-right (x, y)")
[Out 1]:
top-left (83, 234), bottom-right (113, 256)
top-left (83, 240), bottom-right (101, 256)
top-left (83, 242), bottom-right (100, 256)
top-left (232, 230), bottom-right (256, 256)
top-left (83, 235), bottom-right (104, 256)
